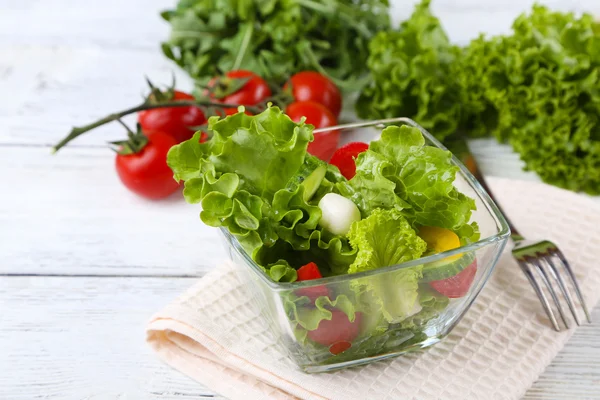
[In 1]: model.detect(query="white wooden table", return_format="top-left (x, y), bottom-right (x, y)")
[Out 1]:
top-left (1, 1), bottom-right (599, 399)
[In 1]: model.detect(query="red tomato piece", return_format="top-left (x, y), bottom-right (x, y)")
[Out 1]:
top-left (429, 259), bottom-right (478, 298)
top-left (329, 142), bottom-right (370, 179)
top-left (286, 71), bottom-right (342, 117)
top-left (307, 311), bottom-right (362, 347)
top-left (297, 262), bottom-right (323, 280)
top-left (296, 262), bottom-right (329, 300)
top-left (138, 91), bottom-right (206, 143)
top-left (286, 101), bottom-right (339, 161)
top-left (329, 341), bottom-right (352, 355)
top-left (115, 132), bottom-right (180, 200)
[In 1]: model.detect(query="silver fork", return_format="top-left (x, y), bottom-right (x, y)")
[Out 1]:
top-left (454, 140), bottom-right (591, 331)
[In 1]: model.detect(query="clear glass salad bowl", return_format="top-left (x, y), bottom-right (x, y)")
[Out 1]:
top-left (220, 118), bottom-right (510, 373)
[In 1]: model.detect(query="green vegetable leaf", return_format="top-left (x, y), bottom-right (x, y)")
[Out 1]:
top-left (347, 208), bottom-right (427, 274)
top-left (458, 5), bottom-right (600, 194)
top-left (356, 0), bottom-right (462, 141)
top-left (347, 208), bottom-right (426, 323)
top-left (167, 106), bottom-right (356, 277)
top-left (161, 0), bottom-right (391, 87)
top-left (284, 293), bottom-right (357, 343)
top-left (398, 285), bottom-right (450, 330)
top-left (343, 125), bottom-right (477, 236)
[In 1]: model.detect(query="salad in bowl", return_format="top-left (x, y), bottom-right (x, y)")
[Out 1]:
top-left (167, 107), bottom-right (509, 372)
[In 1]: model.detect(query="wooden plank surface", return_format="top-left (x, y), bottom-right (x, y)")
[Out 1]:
top-left (0, 145), bottom-right (225, 276)
top-left (0, 276), bottom-right (599, 400)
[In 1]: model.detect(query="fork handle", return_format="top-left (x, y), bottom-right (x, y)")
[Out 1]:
top-left (448, 138), bottom-right (525, 242)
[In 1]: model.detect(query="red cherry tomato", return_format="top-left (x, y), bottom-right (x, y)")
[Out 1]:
top-left (329, 142), bottom-right (369, 180)
top-left (430, 259), bottom-right (478, 298)
top-left (295, 262), bottom-right (329, 300)
top-left (138, 91), bottom-right (206, 143)
top-left (286, 71), bottom-right (342, 117)
top-left (307, 311), bottom-right (362, 347)
top-left (209, 70), bottom-right (271, 115)
top-left (115, 132), bottom-right (180, 200)
top-left (286, 101), bottom-right (340, 161)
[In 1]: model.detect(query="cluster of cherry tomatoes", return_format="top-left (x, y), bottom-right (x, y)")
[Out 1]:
top-left (116, 70), bottom-right (342, 200)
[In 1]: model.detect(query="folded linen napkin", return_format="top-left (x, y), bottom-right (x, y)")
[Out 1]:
top-left (147, 177), bottom-right (600, 400)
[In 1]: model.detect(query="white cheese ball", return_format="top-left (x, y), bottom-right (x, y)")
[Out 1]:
top-left (318, 193), bottom-right (361, 236)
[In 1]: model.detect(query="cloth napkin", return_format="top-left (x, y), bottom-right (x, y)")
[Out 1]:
top-left (147, 177), bottom-right (600, 400)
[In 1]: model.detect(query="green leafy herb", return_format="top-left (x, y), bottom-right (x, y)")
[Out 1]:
top-left (161, 0), bottom-right (391, 89)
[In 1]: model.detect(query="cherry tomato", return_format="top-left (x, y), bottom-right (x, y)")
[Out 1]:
top-left (429, 259), bottom-right (478, 298)
top-left (115, 131), bottom-right (180, 200)
top-left (138, 91), bottom-right (206, 143)
top-left (295, 262), bottom-right (329, 300)
top-left (286, 101), bottom-right (339, 161)
top-left (286, 71), bottom-right (342, 117)
top-left (209, 70), bottom-right (271, 115)
top-left (329, 142), bottom-right (369, 179)
top-left (307, 311), bottom-right (362, 347)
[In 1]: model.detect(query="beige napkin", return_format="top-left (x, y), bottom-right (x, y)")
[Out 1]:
top-left (147, 177), bottom-right (600, 400)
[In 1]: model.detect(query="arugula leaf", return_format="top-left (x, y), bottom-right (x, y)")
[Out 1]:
top-left (161, 0), bottom-right (391, 88)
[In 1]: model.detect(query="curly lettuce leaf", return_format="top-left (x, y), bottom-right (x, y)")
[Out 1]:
top-left (356, 0), bottom-right (462, 141)
top-left (459, 6), bottom-right (600, 194)
top-left (346, 209), bottom-right (426, 323)
top-left (342, 125), bottom-right (478, 239)
top-left (167, 107), bottom-right (356, 277)
top-left (284, 293), bottom-right (357, 343)
top-left (347, 208), bottom-right (427, 274)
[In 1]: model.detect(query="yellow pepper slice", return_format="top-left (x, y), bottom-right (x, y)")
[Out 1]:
top-left (418, 226), bottom-right (461, 260)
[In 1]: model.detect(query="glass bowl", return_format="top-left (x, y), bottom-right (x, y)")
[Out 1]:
top-left (220, 118), bottom-right (510, 373)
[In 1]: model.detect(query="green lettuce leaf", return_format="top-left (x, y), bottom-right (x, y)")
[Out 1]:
top-left (284, 293), bottom-right (357, 343)
top-left (341, 125), bottom-right (478, 240)
top-left (458, 5), bottom-right (600, 194)
top-left (398, 285), bottom-right (450, 330)
top-left (167, 107), bottom-right (356, 279)
top-left (347, 208), bottom-right (426, 323)
top-left (356, 0), bottom-right (462, 141)
top-left (347, 208), bottom-right (427, 273)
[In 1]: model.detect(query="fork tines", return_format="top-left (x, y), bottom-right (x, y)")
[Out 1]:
top-left (517, 249), bottom-right (591, 331)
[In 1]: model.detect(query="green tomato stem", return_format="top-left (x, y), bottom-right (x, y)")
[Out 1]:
top-left (51, 100), bottom-right (260, 153)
